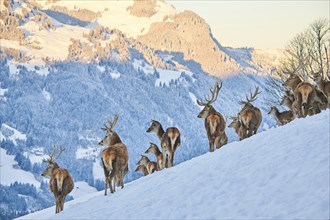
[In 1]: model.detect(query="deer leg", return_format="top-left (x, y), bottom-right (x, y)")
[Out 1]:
top-left (55, 197), bottom-right (60, 213)
top-left (215, 134), bottom-right (227, 149)
top-left (60, 196), bottom-right (65, 212)
top-left (167, 152), bottom-right (173, 168)
top-left (109, 176), bottom-right (114, 193)
top-left (109, 168), bottom-right (117, 193)
top-left (208, 135), bottom-right (214, 152)
top-left (210, 141), bottom-right (214, 152)
top-left (296, 93), bottom-right (303, 117)
top-left (104, 178), bottom-right (107, 196)
top-left (162, 150), bottom-right (167, 168)
top-left (102, 158), bottom-right (108, 196)
top-left (170, 151), bottom-right (174, 167)
top-left (121, 175), bottom-right (124, 189)
top-left (62, 196), bottom-right (65, 211)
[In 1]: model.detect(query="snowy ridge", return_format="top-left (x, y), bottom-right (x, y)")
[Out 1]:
top-left (19, 111), bottom-right (330, 219)
top-left (0, 0), bottom-right (283, 77)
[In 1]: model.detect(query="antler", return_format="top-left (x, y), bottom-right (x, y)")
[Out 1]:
top-left (101, 114), bottom-right (119, 131)
top-left (197, 80), bottom-right (222, 106)
top-left (42, 145), bottom-right (64, 163)
top-left (240, 86), bottom-right (261, 105)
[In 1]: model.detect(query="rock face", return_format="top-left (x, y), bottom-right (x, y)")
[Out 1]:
top-left (138, 10), bottom-right (240, 76)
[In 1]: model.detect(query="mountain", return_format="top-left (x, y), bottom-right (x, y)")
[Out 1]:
top-left (18, 110), bottom-right (330, 219)
top-left (0, 0), bottom-right (282, 76)
top-left (0, 0), bottom-right (289, 219)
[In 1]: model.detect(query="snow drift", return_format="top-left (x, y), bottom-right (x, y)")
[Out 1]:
top-left (19, 110), bottom-right (330, 219)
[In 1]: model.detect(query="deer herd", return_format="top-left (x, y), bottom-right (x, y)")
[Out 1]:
top-left (41, 74), bottom-right (329, 214)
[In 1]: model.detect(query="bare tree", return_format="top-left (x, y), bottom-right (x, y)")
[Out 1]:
top-left (266, 18), bottom-right (329, 110)
top-left (278, 18), bottom-right (329, 81)
top-left (307, 18), bottom-right (330, 79)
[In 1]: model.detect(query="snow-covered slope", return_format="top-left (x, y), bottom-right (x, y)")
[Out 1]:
top-left (19, 111), bottom-right (330, 219)
top-left (0, 148), bottom-right (40, 187)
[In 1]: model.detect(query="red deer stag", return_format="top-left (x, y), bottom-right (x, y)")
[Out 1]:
top-left (268, 106), bottom-right (294, 126)
top-left (283, 74), bottom-right (303, 92)
top-left (145, 142), bottom-right (164, 171)
top-left (197, 80), bottom-right (227, 152)
top-left (282, 74), bottom-right (322, 117)
top-left (293, 82), bottom-right (316, 117)
top-left (146, 120), bottom-right (180, 169)
top-left (314, 74), bottom-right (330, 104)
top-left (41, 145), bottom-right (74, 214)
top-left (98, 115), bottom-right (129, 195)
top-left (238, 87), bottom-right (262, 138)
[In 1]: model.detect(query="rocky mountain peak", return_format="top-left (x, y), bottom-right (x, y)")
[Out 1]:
top-left (138, 10), bottom-right (240, 76)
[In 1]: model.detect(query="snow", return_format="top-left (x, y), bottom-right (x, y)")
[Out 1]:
top-left (0, 148), bottom-right (41, 187)
top-left (0, 123), bottom-right (27, 145)
top-left (75, 146), bottom-right (99, 160)
top-left (18, 110), bottom-right (330, 219)
top-left (0, 20), bottom-right (87, 62)
top-left (23, 147), bottom-right (46, 164)
top-left (96, 65), bottom-right (105, 73)
top-left (92, 158), bottom-right (104, 181)
top-left (0, 87), bottom-right (8, 97)
top-left (188, 92), bottom-right (201, 109)
top-left (42, 89), bottom-right (51, 102)
top-left (155, 68), bottom-right (182, 86)
top-left (110, 71), bottom-right (121, 79)
top-left (39, 0), bottom-right (177, 39)
top-left (132, 59), bottom-right (155, 75)
top-left (8, 60), bottom-right (19, 76)
top-left (70, 181), bottom-right (98, 199)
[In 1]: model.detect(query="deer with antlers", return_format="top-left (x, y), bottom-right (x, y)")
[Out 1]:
top-left (283, 74), bottom-right (303, 92)
top-left (146, 120), bottom-right (180, 169)
top-left (313, 73), bottom-right (330, 104)
top-left (197, 80), bottom-right (228, 152)
top-left (293, 82), bottom-right (316, 117)
top-left (237, 87), bottom-right (262, 139)
top-left (282, 71), bottom-right (325, 117)
top-left (98, 115), bottom-right (129, 195)
top-left (145, 142), bottom-right (164, 171)
top-left (41, 145), bottom-right (74, 214)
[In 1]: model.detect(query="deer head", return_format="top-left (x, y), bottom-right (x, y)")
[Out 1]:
top-left (137, 155), bottom-right (150, 167)
top-left (146, 120), bottom-right (162, 133)
top-left (280, 90), bottom-right (294, 107)
top-left (268, 106), bottom-right (278, 115)
top-left (239, 86), bottom-right (261, 107)
top-left (197, 80), bottom-right (222, 118)
top-left (99, 114), bottom-right (119, 146)
top-left (282, 74), bottom-right (303, 91)
top-left (228, 115), bottom-right (240, 129)
top-left (41, 145), bottom-right (64, 177)
top-left (145, 142), bottom-right (159, 154)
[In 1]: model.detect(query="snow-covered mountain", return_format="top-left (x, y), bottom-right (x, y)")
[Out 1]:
top-left (18, 111), bottom-right (330, 219)
top-left (0, 0), bottom-right (282, 76)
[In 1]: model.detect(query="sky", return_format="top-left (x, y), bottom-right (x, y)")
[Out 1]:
top-left (168, 0), bottom-right (329, 49)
